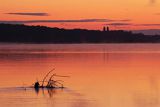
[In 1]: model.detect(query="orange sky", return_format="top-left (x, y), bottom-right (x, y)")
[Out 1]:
top-left (0, 0), bottom-right (160, 30)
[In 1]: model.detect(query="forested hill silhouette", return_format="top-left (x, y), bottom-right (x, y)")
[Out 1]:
top-left (0, 23), bottom-right (160, 43)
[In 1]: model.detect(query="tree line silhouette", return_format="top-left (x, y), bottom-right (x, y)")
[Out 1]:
top-left (0, 23), bottom-right (160, 43)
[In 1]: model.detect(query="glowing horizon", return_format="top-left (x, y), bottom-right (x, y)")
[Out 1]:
top-left (0, 0), bottom-right (160, 30)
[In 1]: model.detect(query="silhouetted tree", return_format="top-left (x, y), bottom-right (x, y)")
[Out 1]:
top-left (0, 23), bottom-right (159, 43)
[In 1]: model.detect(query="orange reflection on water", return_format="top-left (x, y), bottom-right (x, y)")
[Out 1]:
top-left (0, 48), bottom-right (160, 107)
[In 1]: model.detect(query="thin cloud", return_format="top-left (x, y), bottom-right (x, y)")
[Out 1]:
top-left (106, 23), bottom-right (132, 26)
top-left (150, 0), bottom-right (156, 4)
top-left (5, 12), bottom-right (49, 16)
top-left (105, 23), bottom-right (160, 27)
top-left (116, 19), bottom-right (131, 22)
top-left (131, 23), bottom-right (160, 27)
top-left (0, 18), bottom-right (132, 24)
top-left (0, 19), bottom-right (115, 24)
top-left (155, 13), bottom-right (160, 15)
top-left (139, 24), bottom-right (160, 26)
top-left (149, 0), bottom-right (156, 5)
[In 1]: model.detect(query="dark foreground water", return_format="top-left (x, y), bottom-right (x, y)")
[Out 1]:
top-left (0, 44), bottom-right (160, 107)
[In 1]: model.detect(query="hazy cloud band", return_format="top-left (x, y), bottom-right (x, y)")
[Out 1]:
top-left (6, 12), bottom-right (49, 16)
top-left (0, 19), bottom-right (115, 24)
top-left (106, 23), bottom-right (160, 26)
top-left (106, 23), bottom-right (132, 26)
top-left (0, 18), bottom-right (132, 24)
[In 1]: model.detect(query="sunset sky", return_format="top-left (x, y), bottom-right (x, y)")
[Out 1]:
top-left (0, 0), bottom-right (160, 30)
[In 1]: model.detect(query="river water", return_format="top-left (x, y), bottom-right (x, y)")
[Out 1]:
top-left (0, 44), bottom-right (160, 107)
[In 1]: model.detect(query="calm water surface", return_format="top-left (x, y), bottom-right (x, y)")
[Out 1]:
top-left (0, 44), bottom-right (160, 107)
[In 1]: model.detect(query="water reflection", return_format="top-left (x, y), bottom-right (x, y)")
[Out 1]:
top-left (0, 44), bottom-right (160, 107)
top-left (0, 87), bottom-right (94, 107)
top-left (34, 88), bottom-right (64, 98)
top-left (133, 76), bottom-right (160, 107)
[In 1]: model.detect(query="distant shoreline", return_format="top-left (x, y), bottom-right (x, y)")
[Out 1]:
top-left (0, 42), bottom-right (158, 44)
top-left (0, 23), bottom-right (160, 43)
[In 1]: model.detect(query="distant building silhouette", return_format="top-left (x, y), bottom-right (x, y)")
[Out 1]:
top-left (107, 26), bottom-right (109, 31)
top-left (103, 26), bottom-right (109, 32)
top-left (103, 26), bottom-right (106, 32)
